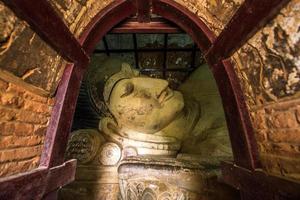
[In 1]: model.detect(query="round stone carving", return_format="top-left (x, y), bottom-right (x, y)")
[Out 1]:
top-left (99, 142), bottom-right (121, 166)
top-left (66, 129), bottom-right (104, 164)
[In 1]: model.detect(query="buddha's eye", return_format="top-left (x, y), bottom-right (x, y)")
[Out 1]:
top-left (120, 82), bottom-right (134, 98)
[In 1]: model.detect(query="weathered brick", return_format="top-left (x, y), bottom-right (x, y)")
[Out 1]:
top-left (261, 142), bottom-right (300, 157)
top-left (0, 92), bottom-right (24, 108)
top-left (268, 129), bottom-right (300, 144)
top-left (24, 91), bottom-right (48, 103)
top-left (16, 110), bottom-right (49, 124)
top-left (267, 111), bottom-right (298, 128)
top-left (0, 122), bottom-right (15, 136)
top-left (14, 122), bottom-right (34, 136)
top-left (255, 129), bottom-right (267, 142)
top-left (23, 99), bottom-right (51, 114)
top-left (47, 98), bottom-right (55, 106)
top-left (0, 135), bottom-right (43, 149)
top-left (264, 98), bottom-right (300, 112)
top-left (0, 156), bottom-right (40, 177)
top-left (295, 107), bottom-right (300, 123)
top-left (0, 78), bottom-right (8, 91)
top-left (6, 84), bottom-right (25, 97)
top-left (260, 153), bottom-right (300, 180)
top-left (251, 109), bottom-right (267, 130)
top-left (0, 109), bottom-right (48, 135)
top-left (0, 145), bottom-right (42, 163)
top-left (0, 107), bottom-right (16, 121)
top-left (33, 125), bottom-right (48, 135)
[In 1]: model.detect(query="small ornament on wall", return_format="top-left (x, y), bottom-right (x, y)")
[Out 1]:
top-left (66, 129), bottom-right (105, 164)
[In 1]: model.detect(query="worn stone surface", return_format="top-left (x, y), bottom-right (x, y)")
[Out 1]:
top-left (48, 0), bottom-right (113, 38)
top-left (231, 0), bottom-right (300, 181)
top-left (232, 0), bottom-right (300, 107)
top-left (260, 154), bottom-right (300, 180)
top-left (175, 0), bottom-right (244, 35)
top-left (0, 2), bottom-right (65, 94)
top-left (118, 156), bottom-right (238, 200)
top-left (250, 99), bottom-right (300, 181)
top-left (0, 77), bottom-right (54, 178)
top-left (0, 0), bottom-right (114, 181)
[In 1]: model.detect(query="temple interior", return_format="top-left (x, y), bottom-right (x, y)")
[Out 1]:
top-left (0, 0), bottom-right (300, 200)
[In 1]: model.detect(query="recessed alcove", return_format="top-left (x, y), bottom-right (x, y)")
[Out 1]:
top-left (60, 17), bottom-right (238, 200)
top-left (72, 31), bottom-right (205, 130)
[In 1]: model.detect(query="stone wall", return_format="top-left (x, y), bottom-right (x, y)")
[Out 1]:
top-left (0, 77), bottom-right (54, 177)
top-left (251, 99), bottom-right (300, 180)
top-left (0, 2), bottom-right (58, 177)
top-left (0, 2), bottom-right (65, 95)
top-left (232, 0), bottom-right (300, 181)
top-left (0, 0), bottom-right (114, 179)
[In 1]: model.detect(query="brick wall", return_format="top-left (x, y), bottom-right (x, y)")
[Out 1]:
top-left (0, 77), bottom-right (54, 177)
top-left (231, 0), bottom-right (300, 181)
top-left (250, 99), bottom-right (300, 180)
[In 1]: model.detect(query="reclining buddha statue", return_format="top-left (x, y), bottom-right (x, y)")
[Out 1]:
top-left (61, 60), bottom-right (236, 200)
top-left (100, 62), bottom-right (232, 157)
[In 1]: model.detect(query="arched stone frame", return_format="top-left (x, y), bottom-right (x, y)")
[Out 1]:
top-left (3, 0), bottom-right (300, 199)
top-left (40, 0), bottom-right (260, 172)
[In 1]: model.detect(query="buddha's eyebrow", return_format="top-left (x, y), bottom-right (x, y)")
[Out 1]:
top-left (108, 78), bottom-right (130, 102)
top-left (120, 82), bottom-right (134, 98)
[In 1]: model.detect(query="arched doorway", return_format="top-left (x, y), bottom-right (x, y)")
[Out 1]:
top-left (40, 0), bottom-right (260, 198)
top-left (41, 0), bottom-right (259, 169)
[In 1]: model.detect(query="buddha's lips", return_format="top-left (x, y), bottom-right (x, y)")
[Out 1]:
top-left (158, 88), bottom-right (174, 104)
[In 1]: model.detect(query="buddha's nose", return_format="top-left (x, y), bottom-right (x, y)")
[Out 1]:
top-left (151, 79), bottom-right (169, 98)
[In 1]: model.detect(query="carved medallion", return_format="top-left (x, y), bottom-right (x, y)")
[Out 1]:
top-left (66, 129), bottom-right (104, 164)
top-left (98, 142), bottom-right (121, 166)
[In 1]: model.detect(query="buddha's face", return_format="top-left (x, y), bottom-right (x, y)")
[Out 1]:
top-left (108, 77), bottom-right (184, 134)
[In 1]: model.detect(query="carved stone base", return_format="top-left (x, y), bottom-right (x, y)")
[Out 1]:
top-left (59, 157), bottom-right (238, 200)
top-left (118, 156), bottom-right (238, 200)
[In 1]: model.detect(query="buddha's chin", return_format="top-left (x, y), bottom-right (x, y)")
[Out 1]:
top-left (161, 90), bottom-right (183, 107)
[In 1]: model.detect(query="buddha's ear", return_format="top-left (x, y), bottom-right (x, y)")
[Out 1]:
top-left (121, 63), bottom-right (140, 76)
top-left (99, 117), bottom-right (120, 135)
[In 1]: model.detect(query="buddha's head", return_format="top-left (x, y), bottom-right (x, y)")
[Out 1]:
top-left (103, 63), bottom-right (184, 134)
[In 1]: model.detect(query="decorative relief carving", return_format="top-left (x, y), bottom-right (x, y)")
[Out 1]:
top-left (175, 0), bottom-right (244, 35)
top-left (66, 129), bottom-right (104, 164)
top-left (123, 181), bottom-right (192, 200)
top-left (125, 182), bottom-right (173, 200)
top-left (0, 2), bottom-right (65, 95)
top-left (48, 0), bottom-right (86, 27)
top-left (232, 0), bottom-right (300, 108)
top-left (98, 142), bottom-right (121, 166)
top-left (117, 156), bottom-right (238, 200)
